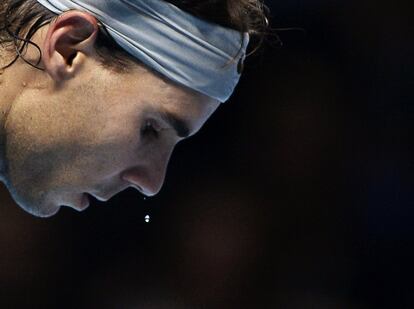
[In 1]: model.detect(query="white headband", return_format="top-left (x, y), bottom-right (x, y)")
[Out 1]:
top-left (36, 0), bottom-right (250, 102)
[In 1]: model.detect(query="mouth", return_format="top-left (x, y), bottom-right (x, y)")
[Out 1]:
top-left (79, 193), bottom-right (90, 210)
top-left (61, 193), bottom-right (90, 212)
top-left (87, 192), bottom-right (110, 202)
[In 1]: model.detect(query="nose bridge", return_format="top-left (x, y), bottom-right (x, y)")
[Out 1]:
top-left (122, 147), bottom-right (173, 197)
top-left (147, 147), bottom-right (172, 195)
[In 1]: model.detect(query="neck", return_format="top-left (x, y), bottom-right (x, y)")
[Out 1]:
top-left (0, 24), bottom-right (50, 184)
top-left (0, 54), bottom-right (10, 184)
top-left (0, 49), bottom-right (24, 184)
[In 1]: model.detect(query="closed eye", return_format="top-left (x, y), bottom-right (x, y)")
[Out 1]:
top-left (141, 120), bottom-right (160, 139)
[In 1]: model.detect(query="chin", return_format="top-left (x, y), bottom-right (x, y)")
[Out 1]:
top-left (34, 206), bottom-right (61, 218)
top-left (22, 202), bottom-right (61, 218)
top-left (4, 182), bottom-right (62, 218)
top-left (12, 198), bottom-right (61, 218)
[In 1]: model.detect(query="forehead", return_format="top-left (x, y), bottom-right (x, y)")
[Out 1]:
top-left (126, 64), bottom-right (220, 123)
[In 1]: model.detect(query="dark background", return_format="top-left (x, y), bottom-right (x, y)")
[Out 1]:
top-left (1, 0), bottom-right (414, 308)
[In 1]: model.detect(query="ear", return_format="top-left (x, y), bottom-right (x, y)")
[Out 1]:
top-left (42, 10), bottom-right (99, 83)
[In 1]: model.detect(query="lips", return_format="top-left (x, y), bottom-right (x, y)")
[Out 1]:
top-left (88, 192), bottom-right (111, 202)
top-left (80, 193), bottom-right (90, 209)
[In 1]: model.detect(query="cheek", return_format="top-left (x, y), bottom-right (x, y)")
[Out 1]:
top-left (91, 115), bottom-right (140, 156)
top-left (3, 84), bottom-right (149, 204)
top-left (79, 114), bottom-right (146, 176)
top-left (4, 116), bottom-right (136, 193)
top-left (76, 96), bottom-right (139, 146)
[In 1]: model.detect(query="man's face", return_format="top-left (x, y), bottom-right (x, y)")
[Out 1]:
top-left (2, 57), bottom-right (220, 217)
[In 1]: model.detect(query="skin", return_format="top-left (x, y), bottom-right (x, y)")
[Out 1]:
top-left (0, 11), bottom-right (220, 218)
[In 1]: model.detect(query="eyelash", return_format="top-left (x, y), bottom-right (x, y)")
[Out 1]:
top-left (141, 120), bottom-right (160, 139)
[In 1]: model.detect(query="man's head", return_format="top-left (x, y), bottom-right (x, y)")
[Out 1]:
top-left (0, 0), bottom-right (269, 217)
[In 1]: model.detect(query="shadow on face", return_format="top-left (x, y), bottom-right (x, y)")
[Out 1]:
top-left (2, 57), bottom-right (219, 217)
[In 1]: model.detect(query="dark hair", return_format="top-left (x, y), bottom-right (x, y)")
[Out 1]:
top-left (0, 0), bottom-right (271, 72)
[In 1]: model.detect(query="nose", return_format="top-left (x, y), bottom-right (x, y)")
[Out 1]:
top-left (121, 153), bottom-right (171, 197)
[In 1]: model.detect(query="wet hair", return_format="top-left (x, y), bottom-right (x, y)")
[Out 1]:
top-left (0, 0), bottom-right (272, 72)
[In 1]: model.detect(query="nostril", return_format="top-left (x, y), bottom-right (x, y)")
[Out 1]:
top-left (121, 171), bottom-right (148, 195)
top-left (121, 165), bottom-right (166, 197)
top-left (130, 183), bottom-right (144, 194)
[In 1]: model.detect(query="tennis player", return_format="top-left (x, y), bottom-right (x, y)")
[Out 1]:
top-left (0, 0), bottom-right (269, 217)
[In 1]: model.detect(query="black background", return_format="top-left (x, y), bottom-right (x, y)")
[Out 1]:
top-left (1, 0), bottom-right (414, 308)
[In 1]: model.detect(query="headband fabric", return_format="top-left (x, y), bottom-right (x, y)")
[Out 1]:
top-left (36, 0), bottom-right (250, 102)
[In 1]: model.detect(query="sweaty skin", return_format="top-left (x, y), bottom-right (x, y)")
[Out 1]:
top-left (0, 11), bottom-right (220, 217)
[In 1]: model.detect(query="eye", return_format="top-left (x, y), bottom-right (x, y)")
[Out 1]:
top-left (141, 119), bottom-right (160, 139)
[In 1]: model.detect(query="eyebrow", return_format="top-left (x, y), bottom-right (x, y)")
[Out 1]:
top-left (159, 111), bottom-right (191, 138)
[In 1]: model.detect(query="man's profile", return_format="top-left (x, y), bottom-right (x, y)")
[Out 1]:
top-left (0, 0), bottom-right (269, 217)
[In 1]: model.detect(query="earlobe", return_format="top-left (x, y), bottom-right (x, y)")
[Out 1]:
top-left (42, 11), bottom-right (99, 83)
